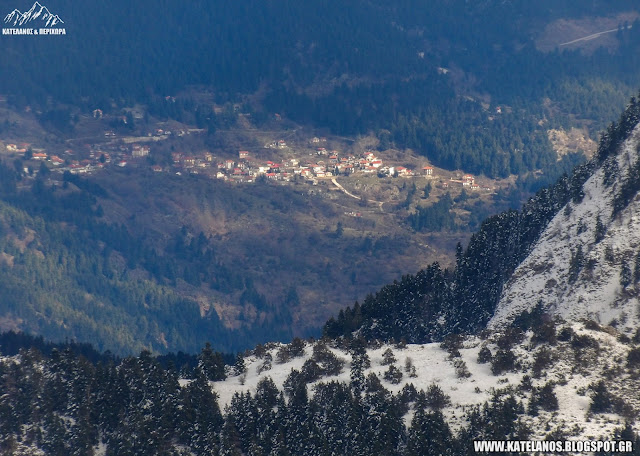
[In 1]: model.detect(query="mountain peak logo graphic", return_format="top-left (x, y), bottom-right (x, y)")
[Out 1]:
top-left (4, 2), bottom-right (64, 27)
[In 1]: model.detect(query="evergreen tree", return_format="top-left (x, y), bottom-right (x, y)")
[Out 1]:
top-left (406, 409), bottom-right (452, 456)
top-left (590, 380), bottom-right (613, 413)
top-left (621, 262), bottom-right (633, 288)
top-left (595, 215), bottom-right (606, 243)
top-left (198, 342), bottom-right (226, 381)
top-left (568, 245), bottom-right (585, 283)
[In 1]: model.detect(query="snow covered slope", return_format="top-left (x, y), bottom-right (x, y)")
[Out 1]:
top-left (205, 119), bottom-right (640, 444)
top-left (212, 324), bottom-right (640, 441)
top-left (210, 121), bottom-right (640, 442)
top-left (490, 122), bottom-right (640, 331)
top-left (213, 340), bottom-right (504, 430)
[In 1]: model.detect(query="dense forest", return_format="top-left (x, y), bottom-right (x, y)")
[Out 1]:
top-left (2, 0), bottom-right (640, 355)
top-left (4, 3), bottom-right (640, 449)
top-left (0, 159), bottom-right (299, 355)
top-left (1, 331), bottom-right (639, 455)
top-left (324, 94), bottom-right (640, 343)
top-left (3, 0), bottom-right (640, 177)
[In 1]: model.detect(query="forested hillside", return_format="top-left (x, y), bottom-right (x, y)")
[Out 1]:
top-left (324, 94), bottom-right (640, 343)
top-left (3, 0), bottom-right (640, 177)
top-left (3, 321), bottom-right (640, 455)
top-left (3, 0), bottom-right (640, 354)
top-left (4, 6), bottom-right (640, 448)
top-left (0, 162), bottom-right (247, 355)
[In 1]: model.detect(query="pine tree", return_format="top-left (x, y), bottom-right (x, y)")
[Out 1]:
top-left (621, 262), bottom-right (633, 288)
top-left (198, 342), bottom-right (226, 381)
top-left (568, 245), bottom-right (584, 283)
top-left (590, 380), bottom-right (613, 413)
top-left (381, 348), bottom-right (396, 366)
top-left (406, 409), bottom-right (452, 456)
top-left (595, 215), bottom-right (606, 243)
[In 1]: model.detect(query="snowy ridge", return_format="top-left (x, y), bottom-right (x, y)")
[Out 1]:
top-left (214, 342), bottom-right (499, 425)
top-left (4, 2), bottom-right (64, 27)
top-left (208, 120), bottom-right (640, 442)
top-left (490, 122), bottom-right (640, 330)
top-left (211, 327), bottom-right (640, 440)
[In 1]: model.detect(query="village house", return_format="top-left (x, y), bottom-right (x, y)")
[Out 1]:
top-left (70, 164), bottom-right (88, 174)
top-left (462, 174), bottom-right (475, 186)
top-left (239, 150), bottom-right (249, 159)
top-left (204, 152), bottom-right (213, 162)
top-left (269, 163), bottom-right (282, 173)
top-left (7, 144), bottom-right (29, 153)
top-left (50, 156), bottom-right (64, 166)
top-left (132, 144), bottom-right (150, 158)
top-left (422, 166), bottom-right (434, 176)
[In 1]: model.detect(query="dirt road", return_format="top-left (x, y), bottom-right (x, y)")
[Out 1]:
top-left (559, 24), bottom-right (632, 47)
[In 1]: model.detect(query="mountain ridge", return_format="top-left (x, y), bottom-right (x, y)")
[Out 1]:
top-left (492, 108), bottom-right (640, 330)
top-left (324, 94), bottom-right (640, 345)
top-left (4, 98), bottom-right (640, 455)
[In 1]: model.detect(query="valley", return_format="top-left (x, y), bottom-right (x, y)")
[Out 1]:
top-left (0, 103), bottom-right (514, 349)
top-left (4, 0), bottom-right (640, 453)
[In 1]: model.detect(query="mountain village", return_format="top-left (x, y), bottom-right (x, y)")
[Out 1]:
top-left (1, 122), bottom-right (492, 195)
